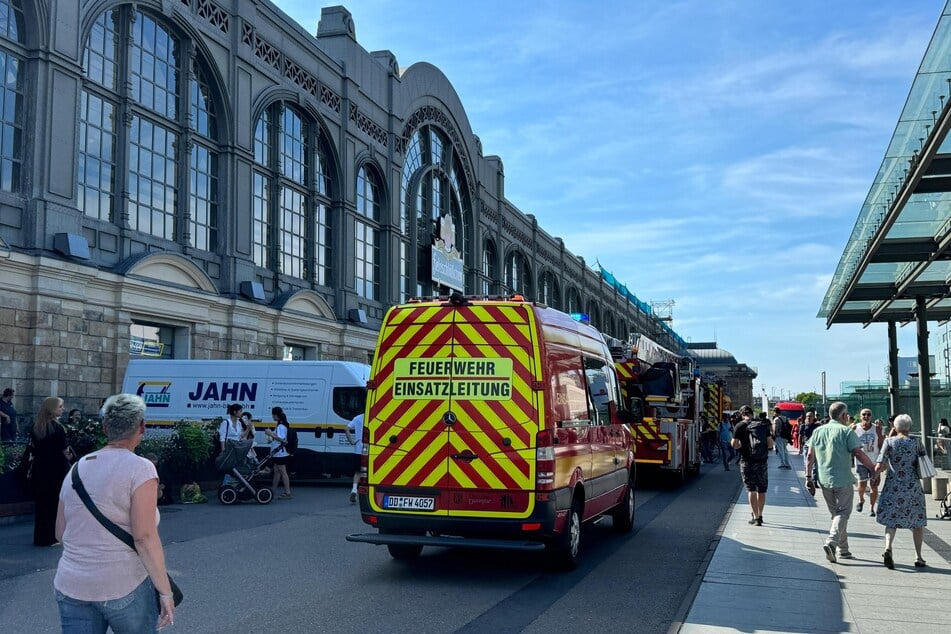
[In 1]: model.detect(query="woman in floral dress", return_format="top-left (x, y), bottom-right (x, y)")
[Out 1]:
top-left (874, 413), bottom-right (927, 569)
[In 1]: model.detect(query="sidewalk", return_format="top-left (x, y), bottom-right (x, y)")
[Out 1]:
top-left (677, 453), bottom-right (951, 633)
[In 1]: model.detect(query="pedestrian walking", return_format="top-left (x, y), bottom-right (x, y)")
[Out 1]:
top-left (805, 401), bottom-right (879, 563)
top-left (874, 413), bottom-right (928, 569)
top-left (718, 414), bottom-right (734, 471)
top-left (30, 396), bottom-right (73, 546)
top-left (771, 406), bottom-right (792, 469)
top-left (731, 405), bottom-right (773, 526)
top-left (346, 412), bottom-right (364, 503)
top-left (54, 393), bottom-right (176, 630)
top-left (853, 409), bottom-right (882, 516)
top-left (265, 407), bottom-right (292, 499)
top-left (801, 411), bottom-right (824, 482)
top-left (936, 417), bottom-right (949, 456)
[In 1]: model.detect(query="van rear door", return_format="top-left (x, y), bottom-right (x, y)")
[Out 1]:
top-left (367, 302), bottom-right (541, 519)
top-left (445, 304), bottom-right (540, 519)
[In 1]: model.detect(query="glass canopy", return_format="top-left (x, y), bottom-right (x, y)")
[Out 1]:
top-left (820, 1), bottom-right (951, 326)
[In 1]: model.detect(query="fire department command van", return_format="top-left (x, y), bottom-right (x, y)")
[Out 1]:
top-left (121, 360), bottom-right (370, 478)
top-left (346, 294), bottom-right (635, 569)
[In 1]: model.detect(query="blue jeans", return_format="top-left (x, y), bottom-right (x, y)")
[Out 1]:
top-left (56, 577), bottom-right (158, 633)
top-left (775, 438), bottom-right (790, 467)
top-left (720, 440), bottom-right (735, 468)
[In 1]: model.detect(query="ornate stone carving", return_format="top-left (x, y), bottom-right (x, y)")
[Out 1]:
top-left (254, 34), bottom-right (282, 73)
top-left (197, 0), bottom-right (229, 34)
top-left (349, 103), bottom-right (387, 147)
top-left (284, 57), bottom-right (319, 98)
top-left (244, 27), bottom-right (341, 113)
top-left (320, 84), bottom-right (341, 114)
top-left (501, 217), bottom-right (532, 247)
top-left (480, 199), bottom-right (498, 223)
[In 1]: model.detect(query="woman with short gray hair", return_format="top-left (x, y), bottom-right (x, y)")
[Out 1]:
top-left (874, 413), bottom-right (928, 569)
top-left (54, 393), bottom-right (176, 630)
top-left (102, 393), bottom-right (147, 441)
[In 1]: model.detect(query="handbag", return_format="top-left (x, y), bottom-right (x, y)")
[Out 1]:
top-left (69, 465), bottom-right (183, 609)
top-left (916, 438), bottom-right (937, 479)
top-left (13, 441), bottom-right (34, 490)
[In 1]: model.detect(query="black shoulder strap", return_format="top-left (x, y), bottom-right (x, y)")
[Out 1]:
top-left (70, 463), bottom-right (137, 553)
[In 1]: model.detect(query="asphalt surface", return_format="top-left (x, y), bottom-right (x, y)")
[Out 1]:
top-left (0, 465), bottom-right (740, 633)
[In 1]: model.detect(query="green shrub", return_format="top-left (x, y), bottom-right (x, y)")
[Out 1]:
top-left (65, 417), bottom-right (107, 458)
top-left (2, 442), bottom-right (27, 473)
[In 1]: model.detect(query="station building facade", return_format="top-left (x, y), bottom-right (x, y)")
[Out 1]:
top-left (685, 342), bottom-right (757, 409)
top-left (2, 0), bottom-right (683, 417)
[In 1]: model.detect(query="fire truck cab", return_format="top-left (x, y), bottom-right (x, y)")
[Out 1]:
top-left (346, 294), bottom-right (635, 569)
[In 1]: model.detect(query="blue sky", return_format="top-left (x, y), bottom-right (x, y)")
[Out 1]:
top-left (274, 0), bottom-right (946, 400)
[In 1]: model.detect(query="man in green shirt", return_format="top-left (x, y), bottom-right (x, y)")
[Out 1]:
top-left (805, 401), bottom-right (879, 564)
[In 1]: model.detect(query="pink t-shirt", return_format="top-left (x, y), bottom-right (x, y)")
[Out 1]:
top-left (54, 447), bottom-right (160, 601)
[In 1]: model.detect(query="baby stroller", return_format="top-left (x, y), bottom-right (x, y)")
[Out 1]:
top-left (216, 439), bottom-right (285, 505)
top-left (939, 489), bottom-right (951, 520)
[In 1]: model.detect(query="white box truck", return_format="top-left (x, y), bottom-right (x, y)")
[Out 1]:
top-left (121, 360), bottom-right (370, 478)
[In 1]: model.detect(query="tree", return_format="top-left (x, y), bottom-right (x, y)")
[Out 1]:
top-left (795, 392), bottom-right (822, 411)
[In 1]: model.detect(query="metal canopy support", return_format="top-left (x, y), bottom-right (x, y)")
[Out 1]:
top-left (888, 321), bottom-right (899, 418)
top-left (915, 296), bottom-right (933, 459)
top-left (850, 281), bottom-right (949, 301)
top-left (869, 238), bottom-right (940, 263)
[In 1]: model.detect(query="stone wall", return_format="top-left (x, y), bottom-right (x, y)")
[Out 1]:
top-left (0, 251), bottom-right (378, 422)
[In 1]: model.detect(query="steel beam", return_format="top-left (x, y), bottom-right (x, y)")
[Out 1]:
top-left (915, 297), bottom-right (933, 459)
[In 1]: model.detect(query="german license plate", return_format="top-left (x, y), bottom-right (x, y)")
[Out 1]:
top-left (383, 495), bottom-right (435, 511)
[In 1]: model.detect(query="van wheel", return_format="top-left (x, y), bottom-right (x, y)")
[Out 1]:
top-left (611, 480), bottom-right (635, 533)
top-left (255, 487), bottom-right (273, 504)
top-left (218, 485), bottom-right (237, 505)
top-left (387, 543), bottom-right (423, 560)
top-left (380, 529), bottom-right (424, 560)
top-left (549, 498), bottom-right (582, 570)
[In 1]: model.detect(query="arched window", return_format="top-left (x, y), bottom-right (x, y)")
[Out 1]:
top-left (603, 312), bottom-right (615, 338)
top-left (79, 8), bottom-right (221, 251)
top-left (617, 319), bottom-right (627, 342)
top-left (355, 164), bottom-right (382, 300)
top-left (504, 250), bottom-right (532, 297)
top-left (400, 124), bottom-right (471, 299)
top-left (539, 270), bottom-right (561, 310)
top-left (0, 0), bottom-right (24, 192)
top-left (586, 300), bottom-right (601, 330)
top-left (252, 102), bottom-right (335, 285)
top-left (481, 239), bottom-right (497, 295)
top-left (566, 287), bottom-right (582, 314)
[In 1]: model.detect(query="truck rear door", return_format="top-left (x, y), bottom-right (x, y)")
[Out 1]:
top-left (366, 302), bottom-right (540, 519)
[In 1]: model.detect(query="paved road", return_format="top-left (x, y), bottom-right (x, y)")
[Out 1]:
top-left (0, 465), bottom-right (740, 633)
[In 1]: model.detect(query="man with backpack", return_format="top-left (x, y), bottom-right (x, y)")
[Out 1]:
top-left (805, 402), bottom-right (880, 563)
top-left (771, 406), bottom-right (793, 469)
top-left (731, 404), bottom-right (774, 526)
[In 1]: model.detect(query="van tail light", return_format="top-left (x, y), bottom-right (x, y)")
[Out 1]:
top-left (535, 429), bottom-right (555, 491)
top-left (360, 425), bottom-right (370, 485)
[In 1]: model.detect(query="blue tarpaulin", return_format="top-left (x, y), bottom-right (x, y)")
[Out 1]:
top-left (597, 264), bottom-right (689, 344)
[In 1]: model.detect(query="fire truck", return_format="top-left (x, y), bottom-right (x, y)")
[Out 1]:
top-left (609, 335), bottom-right (721, 483)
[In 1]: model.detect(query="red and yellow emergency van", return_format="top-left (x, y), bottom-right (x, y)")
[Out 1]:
top-left (346, 294), bottom-right (635, 569)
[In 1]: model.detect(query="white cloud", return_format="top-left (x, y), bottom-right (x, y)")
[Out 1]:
top-left (272, 0), bottom-right (945, 396)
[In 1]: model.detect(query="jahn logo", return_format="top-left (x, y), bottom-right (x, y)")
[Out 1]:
top-left (136, 381), bottom-right (172, 408)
